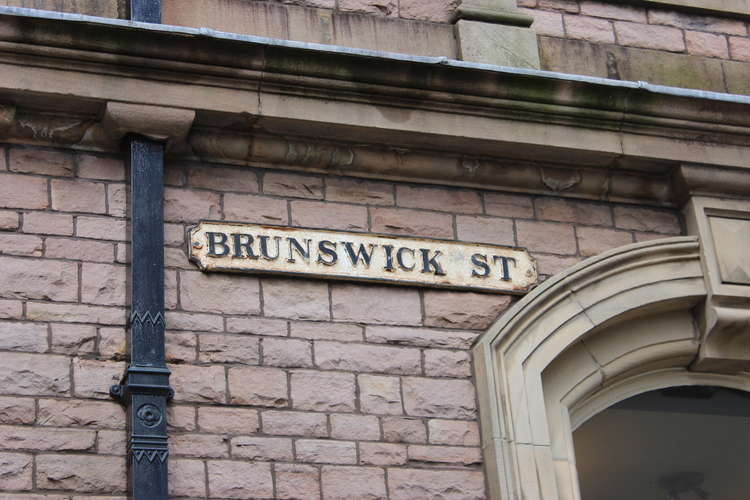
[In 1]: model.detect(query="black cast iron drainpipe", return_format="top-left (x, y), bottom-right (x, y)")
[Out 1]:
top-left (110, 137), bottom-right (171, 499)
top-left (129, 0), bottom-right (161, 23)
top-left (110, 3), bottom-right (172, 500)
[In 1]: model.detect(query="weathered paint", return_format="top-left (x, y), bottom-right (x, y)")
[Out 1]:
top-left (189, 222), bottom-right (538, 293)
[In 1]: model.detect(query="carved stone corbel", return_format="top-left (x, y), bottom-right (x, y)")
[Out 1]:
top-left (681, 187), bottom-right (750, 373)
top-left (694, 304), bottom-right (750, 372)
top-left (0, 104), bottom-right (96, 146)
top-left (673, 163), bottom-right (750, 205)
top-left (99, 101), bottom-right (196, 150)
top-left (15, 114), bottom-right (92, 144)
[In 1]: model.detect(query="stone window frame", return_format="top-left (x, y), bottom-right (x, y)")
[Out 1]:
top-left (473, 234), bottom-right (750, 500)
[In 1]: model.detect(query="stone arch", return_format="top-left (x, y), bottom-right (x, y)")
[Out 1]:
top-left (472, 236), bottom-right (750, 500)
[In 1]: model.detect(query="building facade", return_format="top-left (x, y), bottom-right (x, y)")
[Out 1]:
top-left (0, 0), bottom-right (749, 499)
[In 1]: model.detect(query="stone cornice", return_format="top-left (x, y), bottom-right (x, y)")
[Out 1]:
top-left (0, 7), bottom-right (748, 206)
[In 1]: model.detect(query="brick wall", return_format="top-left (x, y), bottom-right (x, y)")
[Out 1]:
top-left (259, 0), bottom-right (459, 23)
top-left (521, 0), bottom-right (750, 61)
top-left (1, 0), bottom-right (122, 18)
top-left (0, 146), bottom-right (129, 499)
top-left (0, 144), bottom-right (681, 498)
top-left (252, 0), bottom-right (750, 61)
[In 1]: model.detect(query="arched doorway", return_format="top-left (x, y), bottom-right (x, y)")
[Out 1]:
top-left (473, 235), bottom-right (750, 500)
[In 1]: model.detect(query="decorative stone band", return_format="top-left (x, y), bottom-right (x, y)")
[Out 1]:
top-left (9, 101), bottom-right (750, 208)
top-left (0, 101), bottom-right (676, 204)
top-left (189, 221), bottom-right (538, 294)
top-left (188, 131), bottom-right (676, 206)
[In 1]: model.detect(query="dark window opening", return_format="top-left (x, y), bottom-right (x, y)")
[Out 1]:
top-left (574, 386), bottom-right (750, 500)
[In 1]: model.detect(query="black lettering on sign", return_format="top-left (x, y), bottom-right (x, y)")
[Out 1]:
top-left (397, 247), bottom-right (415, 271)
top-left (382, 245), bottom-right (395, 272)
top-left (207, 232), bottom-right (230, 256)
top-left (420, 249), bottom-right (446, 276)
top-left (343, 242), bottom-right (376, 268)
top-left (232, 233), bottom-right (258, 259)
top-left (493, 256), bottom-right (517, 281)
top-left (259, 236), bottom-right (281, 260)
top-left (317, 240), bottom-right (338, 266)
top-left (471, 253), bottom-right (490, 277)
top-left (287, 238), bottom-right (311, 263)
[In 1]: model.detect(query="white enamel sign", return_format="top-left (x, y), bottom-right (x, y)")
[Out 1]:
top-left (189, 222), bottom-right (537, 294)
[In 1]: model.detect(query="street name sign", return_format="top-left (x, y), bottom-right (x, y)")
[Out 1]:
top-left (189, 222), bottom-right (537, 293)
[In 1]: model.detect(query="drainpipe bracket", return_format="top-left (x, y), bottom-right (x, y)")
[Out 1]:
top-left (110, 366), bottom-right (174, 404)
